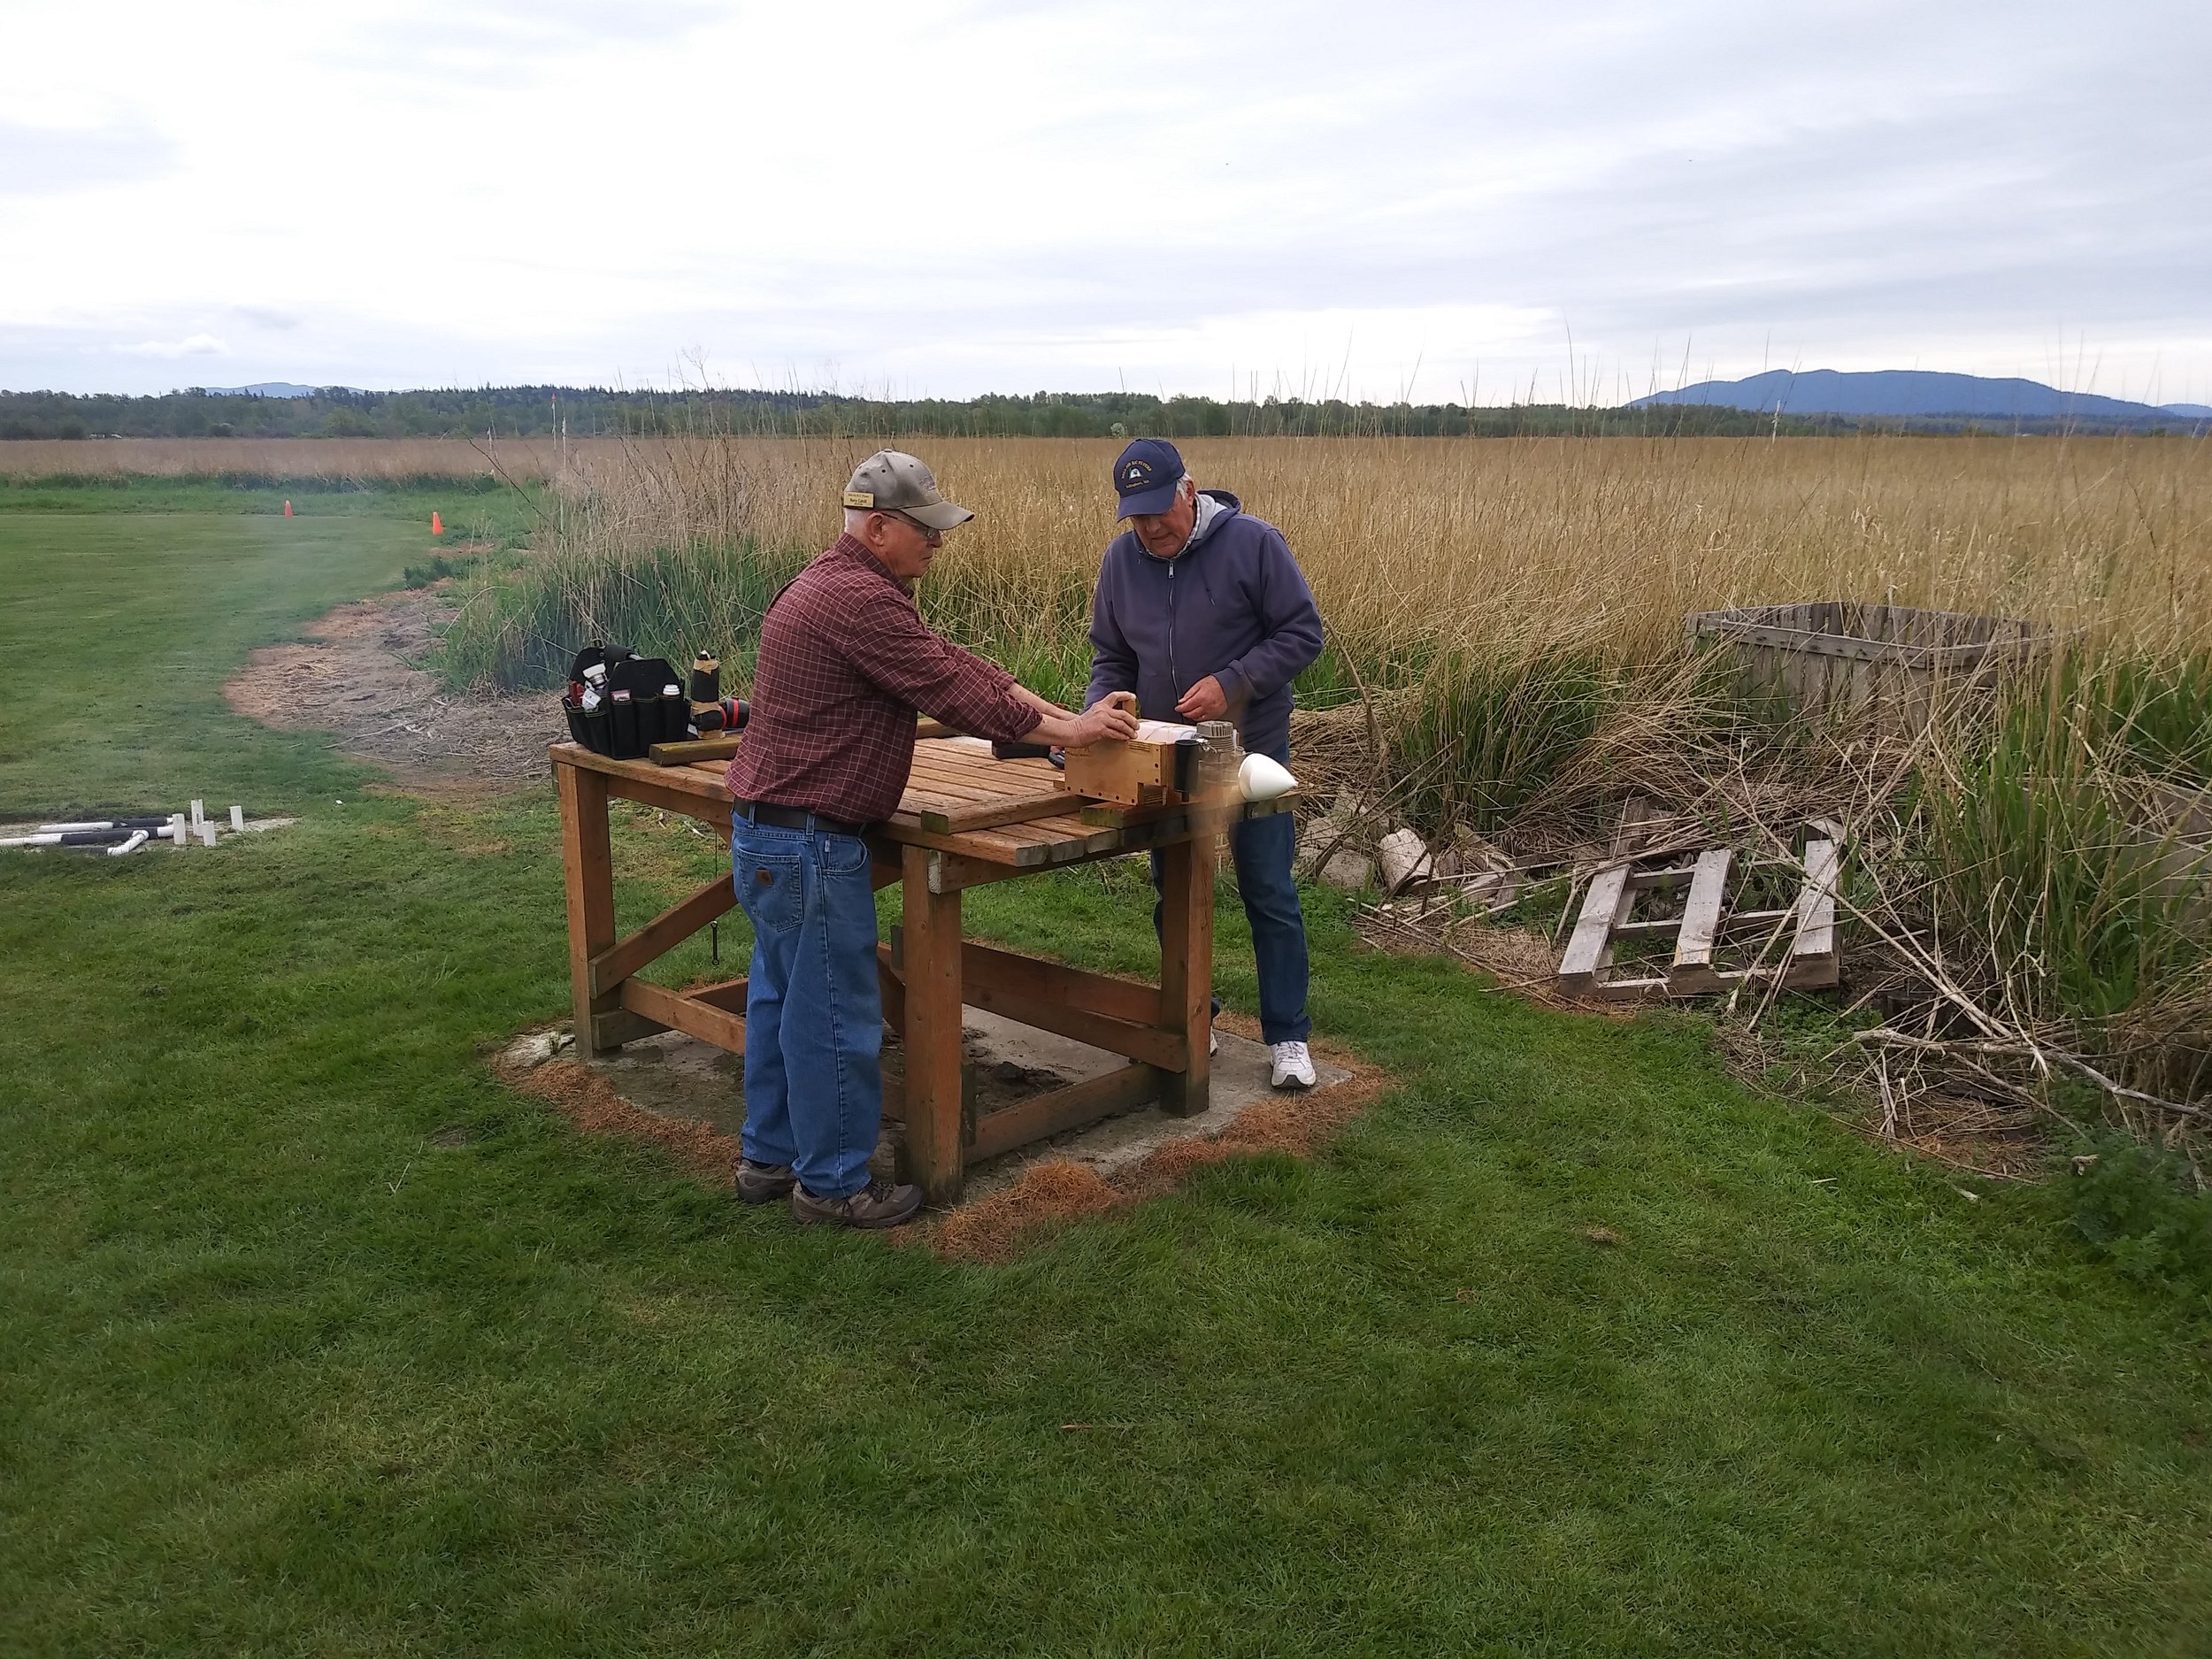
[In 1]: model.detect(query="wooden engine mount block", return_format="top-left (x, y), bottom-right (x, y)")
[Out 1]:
top-left (1060, 692), bottom-right (1224, 807)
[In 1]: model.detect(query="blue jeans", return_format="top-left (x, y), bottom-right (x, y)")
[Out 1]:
top-left (1151, 746), bottom-right (1311, 1045)
top-left (730, 818), bottom-right (883, 1199)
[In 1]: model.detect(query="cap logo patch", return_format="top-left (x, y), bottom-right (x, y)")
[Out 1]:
top-left (1121, 460), bottom-right (1152, 487)
top-left (842, 489), bottom-right (874, 508)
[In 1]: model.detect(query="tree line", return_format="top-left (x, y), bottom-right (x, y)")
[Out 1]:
top-left (8, 383), bottom-right (2184, 442)
top-left (1, 384), bottom-right (1834, 442)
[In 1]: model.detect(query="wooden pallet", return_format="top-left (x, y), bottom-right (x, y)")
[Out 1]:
top-left (1557, 831), bottom-right (1840, 1002)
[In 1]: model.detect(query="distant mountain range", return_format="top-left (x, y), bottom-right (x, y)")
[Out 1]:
top-left (1629, 370), bottom-right (2207, 425)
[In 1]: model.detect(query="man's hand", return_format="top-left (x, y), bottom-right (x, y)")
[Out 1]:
top-left (1175, 675), bottom-right (1229, 721)
top-left (1026, 695), bottom-right (1138, 750)
top-left (1068, 700), bottom-right (1140, 747)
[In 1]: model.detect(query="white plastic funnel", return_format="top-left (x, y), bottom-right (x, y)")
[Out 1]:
top-left (1238, 753), bottom-right (1297, 803)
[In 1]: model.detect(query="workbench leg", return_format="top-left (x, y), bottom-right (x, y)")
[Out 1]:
top-left (1156, 830), bottom-right (1216, 1117)
top-left (901, 846), bottom-right (966, 1204)
top-left (557, 763), bottom-right (620, 1055)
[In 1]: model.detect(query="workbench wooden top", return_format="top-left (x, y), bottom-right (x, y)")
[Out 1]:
top-left (550, 738), bottom-right (1291, 870)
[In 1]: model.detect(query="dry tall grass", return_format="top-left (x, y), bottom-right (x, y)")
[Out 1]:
top-left (547, 434), bottom-right (2212, 664)
top-left (0, 435), bottom-right (590, 480)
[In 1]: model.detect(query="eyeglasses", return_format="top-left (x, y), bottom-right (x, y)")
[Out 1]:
top-left (875, 508), bottom-right (943, 544)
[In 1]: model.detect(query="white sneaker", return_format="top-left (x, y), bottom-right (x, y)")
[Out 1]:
top-left (1210, 1027), bottom-right (1218, 1056)
top-left (1270, 1041), bottom-right (1316, 1090)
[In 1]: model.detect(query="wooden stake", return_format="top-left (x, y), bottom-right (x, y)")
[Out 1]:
top-left (557, 761), bottom-right (621, 1054)
top-left (901, 843), bottom-right (966, 1202)
top-left (1156, 825), bottom-right (1216, 1116)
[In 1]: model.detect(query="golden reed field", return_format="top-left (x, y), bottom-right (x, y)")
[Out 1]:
top-left (511, 434), bottom-right (2212, 692)
top-left (0, 434), bottom-right (602, 481)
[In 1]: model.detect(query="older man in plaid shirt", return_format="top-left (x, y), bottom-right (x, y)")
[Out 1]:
top-left (723, 450), bottom-right (1136, 1229)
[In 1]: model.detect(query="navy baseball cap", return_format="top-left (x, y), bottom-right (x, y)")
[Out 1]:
top-left (1111, 438), bottom-right (1186, 519)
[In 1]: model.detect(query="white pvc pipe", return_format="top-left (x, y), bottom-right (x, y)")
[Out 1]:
top-left (108, 831), bottom-right (150, 856)
top-left (230, 804), bottom-right (245, 832)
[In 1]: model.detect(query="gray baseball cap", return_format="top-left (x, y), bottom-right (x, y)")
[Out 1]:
top-left (841, 449), bottom-right (974, 531)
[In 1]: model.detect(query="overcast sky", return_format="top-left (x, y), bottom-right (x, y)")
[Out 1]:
top-left (2, 0), bottom-right (2205, 405)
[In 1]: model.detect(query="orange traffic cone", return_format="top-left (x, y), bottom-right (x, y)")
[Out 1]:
top-left (430, 511), bottom-right (444, 536)
top-left (282, 499), bottom-right (293, 518)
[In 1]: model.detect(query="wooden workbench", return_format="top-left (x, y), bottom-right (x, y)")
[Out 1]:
top-left (551, 736), bottom-right (1291, 1203)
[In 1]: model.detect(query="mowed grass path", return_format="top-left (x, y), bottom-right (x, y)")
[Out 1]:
top-left (3, 492), bottom-right (2209, 1656)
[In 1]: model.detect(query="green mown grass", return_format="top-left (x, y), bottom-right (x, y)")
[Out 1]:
top-left (0, 472), bottom-right (517, 516)
top-left (3, 488), bottom-right (2210, 1655)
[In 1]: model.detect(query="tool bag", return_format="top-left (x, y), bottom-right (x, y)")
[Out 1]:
top-left (561, 642), bottom-right (693, 758)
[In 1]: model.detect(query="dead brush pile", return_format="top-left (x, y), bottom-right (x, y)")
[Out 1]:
top-left (1350, 666), bottom-right (2212, 1179)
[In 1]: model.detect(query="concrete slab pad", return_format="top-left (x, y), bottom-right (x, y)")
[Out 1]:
top-left (509, 1006), bottom-right (1348, 1197)
top-left (942, 1008), bottom-right (1350, 1198)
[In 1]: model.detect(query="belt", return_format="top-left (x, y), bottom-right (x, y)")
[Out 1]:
top-left (730, 797), bottom-right (872, 838)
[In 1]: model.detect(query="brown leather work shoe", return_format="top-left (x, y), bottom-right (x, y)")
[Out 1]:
top-left (790, 1177), bottom-right (925, 1230)
top-left (735, 1158), bottom-right (797, 1204)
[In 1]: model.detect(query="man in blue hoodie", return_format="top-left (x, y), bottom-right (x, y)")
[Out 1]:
top-left (1086, 439), bottom-right (1326, 1088)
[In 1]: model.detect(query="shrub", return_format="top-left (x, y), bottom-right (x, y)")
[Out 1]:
top-left (2054, 1131), bottom-right (2212, 1290)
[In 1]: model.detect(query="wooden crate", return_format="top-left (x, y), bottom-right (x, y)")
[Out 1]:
top-left (1685, 602), bottom-right (2047, 726)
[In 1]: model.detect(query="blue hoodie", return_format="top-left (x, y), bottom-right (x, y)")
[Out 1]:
top-left (1085, 489), bottom-right (1325, 759)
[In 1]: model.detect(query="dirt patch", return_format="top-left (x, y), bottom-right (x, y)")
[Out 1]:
top-left (494, 1040), bottom-right (740, 1188)
top-left (493, 1011), bottom-right (1388, 1261)
top-left (919, 1013), bottom-right (1390, 1264)
top-left (225, 583), bottom-right (557, 794)
top-left (929, 1161), bottom-right (1126, 1259)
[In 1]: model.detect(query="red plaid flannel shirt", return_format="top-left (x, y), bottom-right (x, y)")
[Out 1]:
top-left (723, 534), bottom-right (1041, 823)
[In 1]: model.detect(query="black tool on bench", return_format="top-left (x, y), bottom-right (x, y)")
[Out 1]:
top-left (991, 739), bottom-right (1065, 768)
top-left (560, 642), bottom-right (691, 759)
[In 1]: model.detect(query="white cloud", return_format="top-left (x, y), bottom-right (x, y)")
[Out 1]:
top-left (115, 333), bottom-right (228, 358)
top-left (0, 0), bottom-right (2206, 403)
top-left (0, 119), bottom-right (173, 196)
